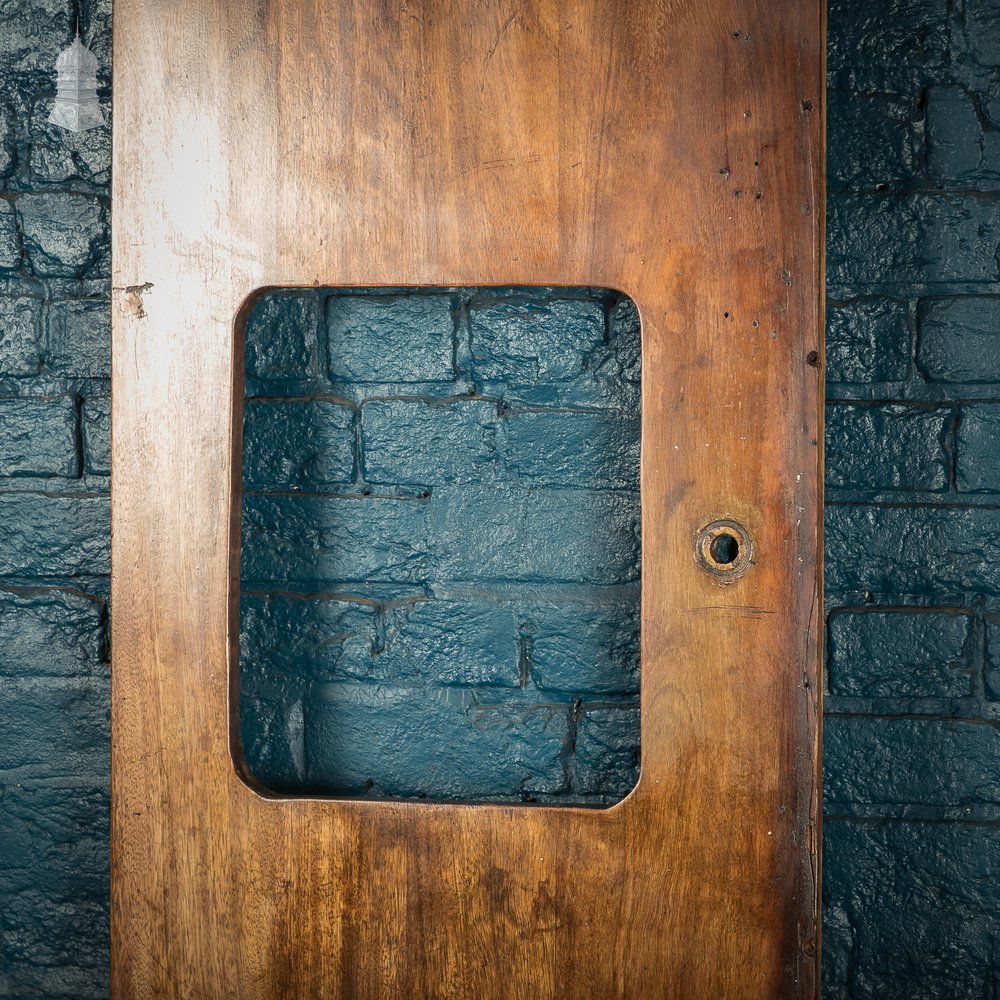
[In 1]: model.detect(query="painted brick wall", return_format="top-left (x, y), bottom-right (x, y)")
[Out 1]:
top-left (823, 0), bottom-right (1000, 995)
top-left (2, 0), bottom-right (999, 996)
top-left (0, 1), bottom-right (112, 997)
top-left (239, 288), bottom-right (642, 804)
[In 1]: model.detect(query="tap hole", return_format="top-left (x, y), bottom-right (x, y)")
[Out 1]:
top-left (696, 519), bottom-right (753, 581)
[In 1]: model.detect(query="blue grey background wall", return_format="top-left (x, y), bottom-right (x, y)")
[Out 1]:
top-left (823, 1), bottom-right (1000, 995)
top-left (0, 1), bottom-right (111, 997)
top-left (1, 0), bottom-right (998, 997)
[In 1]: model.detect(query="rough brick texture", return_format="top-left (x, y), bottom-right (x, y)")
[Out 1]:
top-left (825, 402), bottom-right (950, 490)
top-left (304, 684), bottom-right (570, 800)
top-left (1, 0), bottom-right (996, 995)
top-left (240, 288), bottom-right (641, 806)
top-left (825, 0), bottom-right (1000, 993)
top-left (824, 822), bottom-right (1000, 999)
top-left (0, 1), bottom-right (111, 996)
top-left (827, 608), bottom-right (973, 698)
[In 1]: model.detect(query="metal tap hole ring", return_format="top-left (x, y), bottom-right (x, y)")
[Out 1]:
top-left (696, 519), bottom-right (753, 581)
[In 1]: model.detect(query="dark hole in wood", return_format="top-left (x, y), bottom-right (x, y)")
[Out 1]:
top-left (709, 532), bottom-right (740, 566)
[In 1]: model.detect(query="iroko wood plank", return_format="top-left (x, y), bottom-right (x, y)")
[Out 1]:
top-left (111, 2), bottom-right (823, 996)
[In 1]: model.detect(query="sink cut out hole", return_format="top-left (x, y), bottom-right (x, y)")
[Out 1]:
top-left (236, 286), bottom-right (641, 807)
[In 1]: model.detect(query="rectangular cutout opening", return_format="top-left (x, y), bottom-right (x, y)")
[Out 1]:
top-left (236, 287), bottom-right (641, 806)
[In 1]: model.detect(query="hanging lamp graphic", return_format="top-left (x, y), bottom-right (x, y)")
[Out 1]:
top-left (49, 27), bottom-right (105, 133)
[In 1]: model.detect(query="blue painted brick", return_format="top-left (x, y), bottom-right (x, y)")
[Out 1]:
top-left (926, 86), bottom-right (1000, 188)
top-left (304, 683), bottom-right (569, 799)
top-left (500, 408), bottom-right (640, 490)
top-left (245, 292), bottom-right (319, 379)
top-left (957, 404), bottom-right (1000, 492)
top-left (0, 104), bottom-right (12, 178)
top-left (826, 504), bottom-right (1000, 596)
top-left (0, 782), bottom-right (109, 993)
top-left (243, 400), bottom-right (354, 487)
top-left (828, 195), bottom-right (1000, 289)
top-left (826, 0), bottom-right (948, 93)
top-left (362, 398), bottom-right (640, 490)
top-left (0, 1), bottom-right (113, 988)
top-left (0, 0), bottom-right (73, 74)
top-left (0, 587), bottom-right (104, 677)
top-left (0, 493), bottom-right (109, 577)
top-left (361, 398), bottom-right (499, 485)
top-left (571, 705), bottom-right (640, 798)
top-left (242, 594), bottom-right (519, 693)
top-left (240, 593), bottom-right (376, 685)
top-left (28, 104), bottom-right (111, 187)
top-left (82, 395), bottom-right (110, 476)
top-left (0, 395), bottom-right (78, 478)
top-left (0, 676), bottom-right (109, 774)
top-left (17, 193), bottom-right (106, 278)
top-left (825, 299), bottom-right (912, 383)
top-left (825, 716), bottom-right (1000, 815)
top-left (825, 403), bottom-right (950, 491)
top-left (241, 494), bottom-right (430, 586)
top-left (0, 296), bottom-right (42, 375)
top-left (239, 692), bottom-right (305, 792)
top-left (469, 295), bottom-right (605, 382)
top-left (45, 298), bottom-right (111, 378)
top-left (241, 289), bottom-right (641, 804)
top-left (609, 296), bottom-right (642, 380)
top-left (326, 293), bottom-right (455, 384)
top-left (981, 618), bottom-right (1000, 700)
top-left (84, 0), bottom-right (113, 77)
top-left (0, 200), bottom-right (19, 272)
top-left (465, 291), bottom-right (641, 410)
top-left (827, 609), bottom-right (973, 698)
top-left (430, 485), bottom-right (640, 585)
top-left (243, 488), bottom-right (639, 589)
top-left (241, 591), bottom-right (643, 702)
top-left (823, 820), bottom-right (1000, 1000)
top-left (468, 296), bottom-right (608, 399)
top-left (954, 0), bottom-right (1000, 86)
top-left (0, 888), bottom-right (108, 998)
top-left (0, 783), bottom-right (108, 897)
top-left (987, 81), bottom-right (1000, 130)
top-left (918, 297), bottom-right (1000, 384)
top-left (827, 92), bottom-right (920, 191)
top-left (239, 607), bottom-right (321, 792)
top-left (378, 599), bottom-right (519, 687)
top-left (523, 598), bottom-right (640, 695)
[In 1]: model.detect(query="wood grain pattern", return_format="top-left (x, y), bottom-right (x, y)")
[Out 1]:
top-left (110, 1), bottom-right (823, 996)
